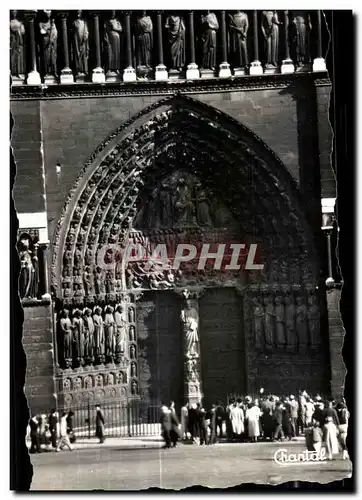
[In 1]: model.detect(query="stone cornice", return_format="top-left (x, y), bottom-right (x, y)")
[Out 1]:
top-left (10, 72), bottom-right (330, 100)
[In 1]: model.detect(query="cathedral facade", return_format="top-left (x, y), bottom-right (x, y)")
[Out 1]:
top-left (11, 10), bottom-right (344, 416)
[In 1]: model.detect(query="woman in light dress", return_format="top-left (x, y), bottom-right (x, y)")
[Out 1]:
top-left (229, 402), bottom-right (244, 440)
top-left (246, 401), bottom-right (261, 442)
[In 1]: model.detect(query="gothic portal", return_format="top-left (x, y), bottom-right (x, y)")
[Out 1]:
top-left (51, 95), bottom-right (330, 409)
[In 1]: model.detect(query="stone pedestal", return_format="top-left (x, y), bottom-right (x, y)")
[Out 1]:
top-left (106, 71), bottom-right (121, 83)
top-left (11, 75), bottom-right (26, 86)
top-left (168, 69), bottom-right (182, 81)
top-left (249, 61), bottom-right (263, 75)
top-left (263, 64), bottom-right (278, 75)
top-left (313, 57), bottom-right (327, 72)
top-left (60, 68), bottom-right (74, 84)
top-left (27, 70), bottom-right (41, 85)
top-left (44, 74), bottom-right (58, 85)
top-left (200, 69), bottom-right (215, 79)
top-left (123, 66), bottom-right (137, 82)
top-left (219, 62), bottom-right (231, 78)
top-left (233, 67), bottom-right (246, 77)
top-left (281, 59), bottom-right (295, 74)
top-left (295, 63), bottom-right (311, 73)
top-left (75, 73), bottom-right (86, 83)
top-left (92, 67), bottom-right (106, 83)
top-left (186, 63), bottom-right (200, 80)
top-left (155, 64), bottom-right (168, 81)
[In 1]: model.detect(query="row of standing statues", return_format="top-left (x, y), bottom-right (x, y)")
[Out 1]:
top-left (252, 294), bottom-right (320, 352)
top-left (11, 10), bottom-right (315, 80)
top-left (58, 305), bottom-right (137, 368)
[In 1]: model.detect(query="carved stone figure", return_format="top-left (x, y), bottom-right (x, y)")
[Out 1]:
top-left (174, 178), bottom-right (195, 226)
top-left (159, 182), bottom-right (174, 227)
top-left (84, 375), bottom-right (93, 388)
top-left (229, 11), bottom-right (249, 68)
top-left (95, 374), bottom-right (103, 387)
top-left (275, 296), bottom-right (286, 347)
top-left (116, 371), bottom-right (124, 384)
top-left (289, 11), bottom-right (312, 66)
top-left (59, 310), bottom-right (73, 364)
top-left (18, 235), bottom-right (39, 299)
top-left (10, 10), bottom-right (25, 77)
top-left (129, 326), bottom-right (136, 341)
top-left (296, 296), bottom-right (308, 351)
top-left (114, 304), bottom-right (127, 356)
top-left (83, 308), bottom-right (94, 361)
top-left (252, 297), bottom-right (264, 349)
top-left (201, 11), bottom-right (219, 70)
top-left (71, 10), bottom-right (89, 75)
top-left (261, 10), bottom-right (280, 67)
top-left (165, 15), bottom-right (186, 70)
top-left (95, 268), bottom-right (106, 295)
top-left (128, 307), bottom-right (135, 324)
top-left (195, 183), bottom-right (213, 226)
top-left (72, 309), bottom-right (85, 363)
top-left (181, 300), bottom-right (199, 356)
top-left (285, 296), bottom-right (296, 349)
top-left (104, 305), bottom-right (115, 358)
top-left (93, 306), bottom-right (105, 359)
top-left (74, 246), bottom-right (82, 269)
top-left (307, 295), bottom-right (320, 348)
top-left (130, 361), bottom-right (137, 378)
top-left (263, 296), bottom-right (275, 348)
top-left (130, 344), bottom-right (136, 359)
top-left (136, 11), bottom-right (153, 69)
top-left (131, 379), bottom-right (138, 395)
top-left (39, 10), bottom-right (58, 76)
top-left (104, 11), bottom-right (123, 73)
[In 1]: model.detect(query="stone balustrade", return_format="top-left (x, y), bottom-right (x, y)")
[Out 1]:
top-left (10, 10), bottom-right (327, 86)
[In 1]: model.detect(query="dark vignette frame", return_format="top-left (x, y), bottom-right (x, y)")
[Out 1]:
top-left (9, 9), bottom-right (354, 492)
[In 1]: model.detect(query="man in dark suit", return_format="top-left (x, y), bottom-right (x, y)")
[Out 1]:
top-left (169, 401), bottom-right (181, 447)
top-left (273, 401), bottom-right (284, 441)
top-left (209, 404), bottom-right (217, 444)
top-left (95, 405), bottom-right (105, 444)
top-left (160, 405), bottom-right (172, 448)
top-left (198, 403), bottom-right (209, 445)
top-left (48, 409), bottom-right (58, 449)
top-left (29, 415), bottom-right (40, 453)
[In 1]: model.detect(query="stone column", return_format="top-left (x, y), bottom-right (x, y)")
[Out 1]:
top-left (59, 12), bottom-right (74, 84)
top-left (91, 12), bottom-right (105, 83)
top-left (123, 11), bottom-right (137, 82)
top-left (249, 11), bottom-right (263, 75)
top-left (155, 11), bottom-right (168, 81)
top-left (219, 10), bottom-right (231, 78)
top-left (40, 243), bottom-right (51, 300)
top-left (313, 10), bottom-right (327, 71)
top-left (186, 11), bottom-right (200, 80)
top-left (26, 11), bottom-right (41, 85)
top-left (321, 197), bottom-right (336, 288)
top-left (180, 289), bottom-right (203, 405)
top-left (281, 10), bottom-right (295, 74)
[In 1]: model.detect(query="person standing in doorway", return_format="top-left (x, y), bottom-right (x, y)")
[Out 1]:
top-left (95, 405), bottom-right (105, 444)
top-left (29, 415), bottom-right (40, 454)
top-left (56, 412), bottom-right (74, 452)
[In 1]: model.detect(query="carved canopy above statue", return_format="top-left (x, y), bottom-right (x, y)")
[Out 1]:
top-left (51, 95), bottom-right (318, 305)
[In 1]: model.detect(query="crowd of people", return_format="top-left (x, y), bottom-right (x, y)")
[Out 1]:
top-left (160, 391), bottom-right (350, 460)
top-left (28, 405), bottom-right (106, 453)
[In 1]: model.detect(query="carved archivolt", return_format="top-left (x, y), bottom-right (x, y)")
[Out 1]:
top-left (52, 95), bottom-right (318, 305)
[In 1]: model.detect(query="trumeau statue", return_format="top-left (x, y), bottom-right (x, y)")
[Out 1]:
top-left (165, 14), bottom-right (186, 71)
top-left (104, 11), bottom-right (123, 74)
top-left (181, 300), bottom-right (199, 356)
top-left (136, 11), bottom-right (153, 69)
top-left (289, 11), bottom-right (312, 66)
top-left (261, 10), bottom-right (281, 67)
top-left (71, 10), bottom-right (89, 76)
top-left (229, 11), bottom-right (249, 68)
top-left (18, 234), bottom-right (39, 299)
top-left (10, 10), bottom-right (25, 77)
top-left (39, 10), bottom-right (58, 76)
top-left (201, 11), bottom-right (219, 70)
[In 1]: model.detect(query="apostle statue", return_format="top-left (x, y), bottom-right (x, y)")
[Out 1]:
top-left (307, 294), bottom-right (320, 349)
top-left (104, 305), bottom-right (116, 358)
top-left (261, 10), bottom-right (281, 67)
top-left (130, 361), bottom-right (137, 378)
top-left (285, 296), bottom-right (296, 350)
top-left (93, 306), bottom-right (105, 361)
top-left (195, 183), bottom-right (213, 226)
top-left (59, 309), bottom-right (72, 364)
top-left (296, 296), bottom-right (308, 351)
top-left (18, 234), bottom-right (39, 299)
top-left (165, 14), bottom-right (186, 71)
top-left (174, 178), bottom-right (195, 226)
top-left (115, 304), bottom-right (127, 356)
top-left (71, 10), bottom-right (89, 76)
top-left (39, 10), bottom-right (58, 76)
top-left (72, 309), bottom-right (85, 364)
top-left (263, 296), bottom-right (275, 348)
top-left (83, 308), bottom-right (95, 362)
top-left (229, 11), bottom-right (249, 68)
top-left (136, 11), bottom-right (153, 69)
top-left (289, 11), bottom-right (312, 66)
top-left (252, 297), bottom-right (264, 350)
top-left (10, 10), bottom-right (25, 78)
top-left (274, 296), bottom-right (286, 347)
top-left (200, 11), bottom-right (219, 71)
top-left (104, 10), bottom-right (123, 74)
